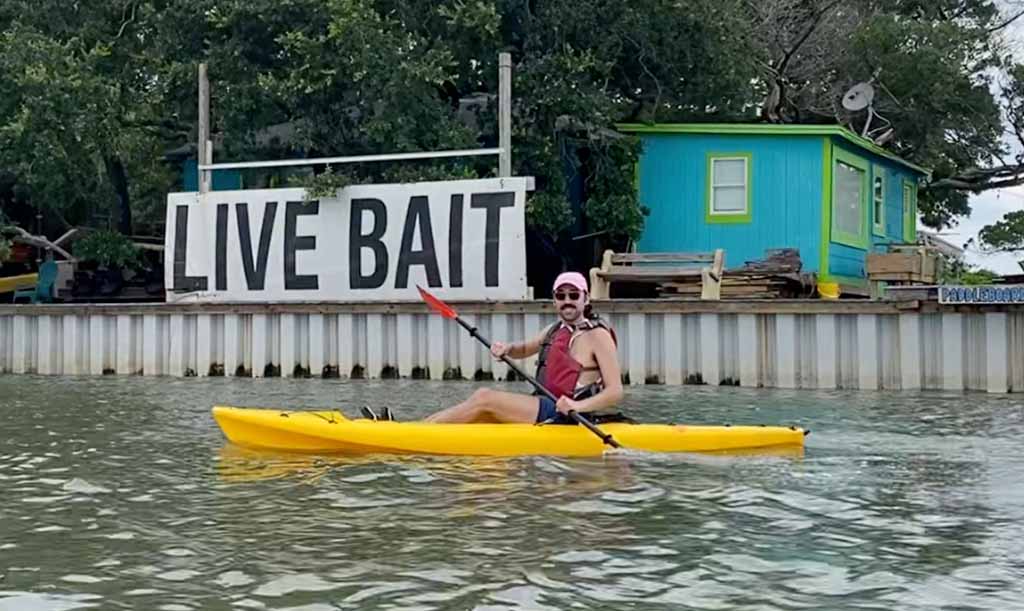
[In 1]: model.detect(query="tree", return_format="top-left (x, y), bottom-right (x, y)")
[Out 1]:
top-left (740, 0), bottom-right (1024, 234)
top-left (3, 0), bottom-right (1024, 268)
top-left (0, 1), bottom-right (198, 237)
top-left (977, 209), bottom-right (1024, 252)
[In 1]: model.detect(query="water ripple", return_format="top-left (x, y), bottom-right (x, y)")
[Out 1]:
top-left (1, 376), bottom-right (1023, 610)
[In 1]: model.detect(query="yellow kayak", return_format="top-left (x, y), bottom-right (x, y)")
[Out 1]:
top-left (0, 273), bottom-right (37, 294)
top-left (211, 406), bottom-right (807, 457)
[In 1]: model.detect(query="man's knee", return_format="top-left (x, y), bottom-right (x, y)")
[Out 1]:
top-left (469, 388), bottom-right (495, 405)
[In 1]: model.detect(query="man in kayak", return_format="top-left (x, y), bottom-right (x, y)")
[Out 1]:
top-left (423, 271), bottom-right (624, 424)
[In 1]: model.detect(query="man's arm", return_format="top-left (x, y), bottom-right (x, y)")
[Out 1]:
top-left (556, 329), bottom-right (623, 414)
top-left (503, 324), bottom-right (554, 359)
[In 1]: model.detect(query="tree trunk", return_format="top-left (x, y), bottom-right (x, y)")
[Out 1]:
top-left (104, 154), bottom-right (132, 235)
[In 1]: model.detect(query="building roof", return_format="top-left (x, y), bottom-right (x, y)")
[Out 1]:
top-left (616, 123), bottom-right (931, 178)
top-left (917, 230), bottom-right (964, 259)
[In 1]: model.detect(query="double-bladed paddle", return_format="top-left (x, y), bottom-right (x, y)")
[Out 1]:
top-left (417, 285), bottom-right (621, 449)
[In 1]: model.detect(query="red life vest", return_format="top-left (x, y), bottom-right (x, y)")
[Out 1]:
top-left (535, 318), bottom-right (617, 400)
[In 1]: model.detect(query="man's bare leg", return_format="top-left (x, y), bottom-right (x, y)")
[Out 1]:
top-left (424, 389), bottom-right (540, 423)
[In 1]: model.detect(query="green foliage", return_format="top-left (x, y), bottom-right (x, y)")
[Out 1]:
top-left (978, 210), bottom-right (1024, 253)
top-left (957, 268), bottom-right (1002, 285)
top-left (0, 211), bottom-right (11, 264)
top-left (580, 137), bottom-right (649, 244)
top-left (291, 167), bottom-right (358, 201)
top-left (73, 230), bottom-right (141, 269)
top-left (939, 257), bottom-right (1002, 285)
top-left (525, 191), bottom-right (574, 237)
top-left (585, 194), bottom-right (649, 245)
top-left (0, 1), bottom-right (186, 236)
top-left (1, 0), bottom-right (1022, 259)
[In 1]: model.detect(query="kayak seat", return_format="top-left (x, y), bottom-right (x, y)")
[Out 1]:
top-left (571, 411), bottom-right (636, 425)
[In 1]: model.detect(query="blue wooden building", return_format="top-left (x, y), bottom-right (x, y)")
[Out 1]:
top-left (617, 123), bottom-right (931, 293)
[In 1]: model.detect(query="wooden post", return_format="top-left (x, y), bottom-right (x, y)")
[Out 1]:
top-left (498, 52), bottom-right (512, 178)
top-left (198, 63), bottom-right (211, 194)
top-left (589, 249), bottom-right (613, 300)
top-left (700, 248), bottom-right (724, 301)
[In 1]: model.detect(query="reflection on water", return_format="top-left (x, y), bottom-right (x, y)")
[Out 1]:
top-left (1, 375), bottom-right (1023, 610)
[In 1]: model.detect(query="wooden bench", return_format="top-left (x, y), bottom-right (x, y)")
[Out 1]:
top-left (589, 249), bottom-right (725, 300)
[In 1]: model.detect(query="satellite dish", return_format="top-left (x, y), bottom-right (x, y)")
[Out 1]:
top-left (842, 82), bottom-right (875, 111)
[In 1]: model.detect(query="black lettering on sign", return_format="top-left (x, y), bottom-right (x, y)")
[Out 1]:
top-left (448, 194), bottom-right (463, 288)
top-left (284, 200), bottom-right (319, 290)
top-left (215, 204), bottom-right (228, 291)
top-left (395, 196), bottom-right (441, 289)
top-left (236, 202), bottom-right (277, 291)
top-left (470, 192), bottom-right (514, 287)
top-left (172, 205), bottom-right (208, 291)
top-left (350, 198), bottom-right (388, 289)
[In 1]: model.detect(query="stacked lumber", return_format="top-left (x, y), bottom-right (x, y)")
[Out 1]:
top-left (735, 248), bottom-right (802, 274)
top-left (657, 249), bottom-right (815, 299)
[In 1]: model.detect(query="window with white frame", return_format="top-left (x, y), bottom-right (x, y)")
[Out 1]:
top-left (710, 156), bottom-right (749, 216)
top-left (834, 160), bottom-right (864, 238)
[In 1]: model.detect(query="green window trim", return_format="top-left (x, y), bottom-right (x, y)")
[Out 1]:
top-left (819, 139), bottom-right (833, 281)
top-left (705, 152), bottom-right (752, 224)
top-left (902, 179), bottom-right (917, 243)
top-left (872, 165), bottom-right (886, 237)
top-left (830, 147), bottom-right (870, 249)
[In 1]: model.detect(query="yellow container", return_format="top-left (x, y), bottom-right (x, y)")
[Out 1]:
top-left (817, 281), bottom-right (840, 300)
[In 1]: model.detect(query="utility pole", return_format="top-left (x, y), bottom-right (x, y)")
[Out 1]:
top-left (198, 63), bottom-right (211, 194)
top-left (498, 52), bottom-right (512, 178)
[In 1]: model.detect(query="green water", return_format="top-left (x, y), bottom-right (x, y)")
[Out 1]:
top-left (1, 375), bottom-right (1022, 610)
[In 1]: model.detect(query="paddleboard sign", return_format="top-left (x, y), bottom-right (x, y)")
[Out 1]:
top-left (938, 285), bottom-right (1024, 304)
top-left (164, 178), bottom-right (531, 302)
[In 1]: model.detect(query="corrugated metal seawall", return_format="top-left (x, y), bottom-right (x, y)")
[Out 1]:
top-left (0, 302), bottom-right (1021, 393)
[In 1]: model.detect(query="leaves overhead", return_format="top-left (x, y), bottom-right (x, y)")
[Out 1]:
top-left (1, 0), bottom-right (1023, 254)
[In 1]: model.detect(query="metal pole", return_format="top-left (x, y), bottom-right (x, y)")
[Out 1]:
top-left (199, 148), bottom-right (502, 171)
top-left (198, 63), bottom-right (210, 194)
top-left (498, 52), bottom-right (512, 178)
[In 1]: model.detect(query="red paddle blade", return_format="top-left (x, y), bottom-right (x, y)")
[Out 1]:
top-left (417, 285), bottom-right (457, 319)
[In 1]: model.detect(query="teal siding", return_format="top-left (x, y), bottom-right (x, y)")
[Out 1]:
top-left (827, 138), bottom-right (921, 278)
top-left (183, 159), bottom-right (243, 192)
top-left (636, 134), bottom-right (824, 273)
top-left (830, 243), bottom-right (867, 277)
top-left (884, 165), bottom-right (904, 241)
top-left (874, 158), bottom-right (917, 248)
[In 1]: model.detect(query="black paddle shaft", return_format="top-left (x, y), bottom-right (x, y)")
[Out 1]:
top-left (453, 316), bottom-right (622, 449)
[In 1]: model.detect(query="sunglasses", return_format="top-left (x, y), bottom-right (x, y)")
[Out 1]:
top-left (554, 290), bottom-right (582, 301)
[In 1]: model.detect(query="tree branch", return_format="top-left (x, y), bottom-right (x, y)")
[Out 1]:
top-left (623, 34), bottom-right (663, 120)
top-left (9, 226), bottom-right (75, 260)
top-left (925, 163), bottom-right (1024, 191)
top-left (987, 7), bottom-right (1024, 33)
top-left (115, 3), bottom-right (138, 41)
top-left (775, 0), bottom-right (841, 78)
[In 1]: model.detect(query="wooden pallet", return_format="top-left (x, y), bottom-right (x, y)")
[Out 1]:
top-left (660, 272), bottom-right (815, 300)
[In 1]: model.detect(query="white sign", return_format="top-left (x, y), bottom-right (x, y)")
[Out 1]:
top-left (939, 285), bottom-right (1024, 304)
top-left (164, 177), bottom-right (531, 302)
